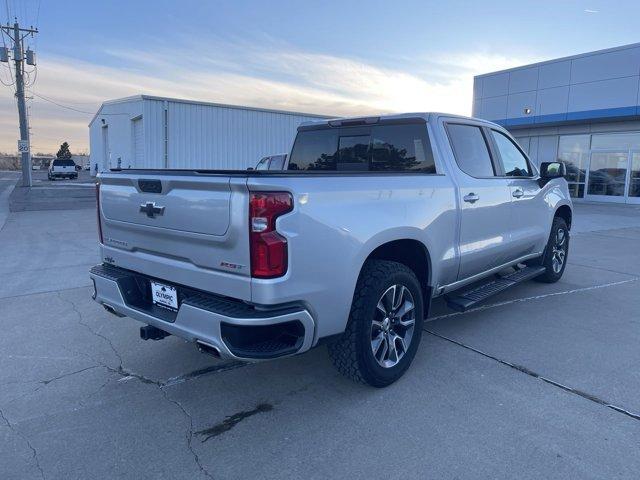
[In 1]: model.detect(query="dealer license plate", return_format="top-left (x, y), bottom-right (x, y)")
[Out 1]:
top-left (150, 281), bottom-right (178, 310)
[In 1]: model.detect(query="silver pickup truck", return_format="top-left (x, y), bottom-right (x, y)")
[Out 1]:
top-left (91, 113), bottom-right (572, 387)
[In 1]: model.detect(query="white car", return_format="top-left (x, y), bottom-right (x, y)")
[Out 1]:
top-left (48, 159), bottom-right (78, 180)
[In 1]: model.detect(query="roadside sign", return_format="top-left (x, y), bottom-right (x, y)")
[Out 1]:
top-left (18, 140), bottom-right (29, 153)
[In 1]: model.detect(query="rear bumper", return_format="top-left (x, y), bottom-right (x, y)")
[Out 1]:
top-left (89, 264), bottom-right (315, 361)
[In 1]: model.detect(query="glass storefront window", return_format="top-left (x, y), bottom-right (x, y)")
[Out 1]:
top-left (558, 134), bottom-right (589, 198)
top-left (630, 153), bottom-right (640, 198)
top-left (591, 132), bottom-right (640, 150)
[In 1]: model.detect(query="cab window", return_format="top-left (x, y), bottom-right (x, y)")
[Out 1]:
top-left (491, 130), bottom-right (532, 177)
top-left (446, 124), bottom-right (495, 177)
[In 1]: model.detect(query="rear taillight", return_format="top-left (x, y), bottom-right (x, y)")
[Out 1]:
top-left (249, 192), bottom-right (293, 278)
top-left (96, 183), bottom-right (103, 244)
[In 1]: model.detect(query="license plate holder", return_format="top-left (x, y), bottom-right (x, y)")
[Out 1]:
top-left (150, 281), bottom-right (179, 311)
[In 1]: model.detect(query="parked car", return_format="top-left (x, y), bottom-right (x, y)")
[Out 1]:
top-left (91, 113), bottom-right (572, 387)
top-left (255, 153), bottom-right (287, 170)
top-left (48, 159), bottom-right (78, 180)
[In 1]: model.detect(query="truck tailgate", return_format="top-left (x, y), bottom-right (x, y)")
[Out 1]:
top-left (98, 172), bottom-right (252, 299)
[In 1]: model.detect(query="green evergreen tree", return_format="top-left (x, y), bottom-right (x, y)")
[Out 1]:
top-left (56, 142), bottom-right (72, 160)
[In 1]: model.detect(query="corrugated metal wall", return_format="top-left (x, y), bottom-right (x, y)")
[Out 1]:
top-left (163, 100), bottom-right (321, 169)
top-left (90, 97), bottom-right (326, 171)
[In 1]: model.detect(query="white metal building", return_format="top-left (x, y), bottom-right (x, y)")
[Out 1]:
top-left (474, 42), bottom-right (640, 204)
top-left (88, 95), bottom-right (329, 174)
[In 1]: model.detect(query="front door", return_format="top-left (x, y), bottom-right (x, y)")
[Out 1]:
top-left (487, 128), bottom-right (549, 259)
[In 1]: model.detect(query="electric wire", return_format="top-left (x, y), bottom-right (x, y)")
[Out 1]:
top-left (0, 25), bottom-right (15, 88)
top-left (29, 92), bottom-right (131, 117)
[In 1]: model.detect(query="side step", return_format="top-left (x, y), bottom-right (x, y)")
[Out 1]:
top-left (445, 266), bottom-right (546, 312)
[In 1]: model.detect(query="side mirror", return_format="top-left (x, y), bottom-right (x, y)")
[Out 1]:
top-left (539, 161), bottom-right (566, 187)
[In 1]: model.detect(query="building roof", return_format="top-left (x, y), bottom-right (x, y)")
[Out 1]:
top-left (89, 95), bottom-right (333, 127)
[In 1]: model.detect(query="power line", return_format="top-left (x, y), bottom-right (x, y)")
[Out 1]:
top-left (30, 92), bottom-right (97, 114)
top-left (0, 27), bottom-right (14, 87)
top-left (30, 91), bottom-right (131, 116)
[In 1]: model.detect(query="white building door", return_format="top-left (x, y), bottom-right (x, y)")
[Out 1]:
top-left (101, 126), bottom-right (109, 171)
top-left (132, 117), bottom-right (144, 168)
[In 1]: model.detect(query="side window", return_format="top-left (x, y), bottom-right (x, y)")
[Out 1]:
top-left (371, 124), bottom-right (436, 173)
top-left (447, 124), bottom-right (495, 177)
top-left (491, 130), bottom-right (532, 177)
top-left (255, 157), bottom-right (270, 170)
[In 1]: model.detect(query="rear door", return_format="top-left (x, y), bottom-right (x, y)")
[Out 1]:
top-left (488, 128), bottom-right (548, 258)
top-left (445, 122), bottom-right (514, 280)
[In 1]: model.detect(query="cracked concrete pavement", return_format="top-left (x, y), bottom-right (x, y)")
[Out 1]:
top-left (1, 184), bottom-right (640, 479)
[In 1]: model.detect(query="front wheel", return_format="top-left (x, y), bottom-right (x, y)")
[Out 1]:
top-left (327, 260), bottom-right (424, 387)
top-left (532, 217), bottom-right (569, 283)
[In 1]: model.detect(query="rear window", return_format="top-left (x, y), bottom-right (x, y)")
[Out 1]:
top-left (53, 159), bottom-right (76, 167)
top-left (287, 123), bottom-right (436, 173)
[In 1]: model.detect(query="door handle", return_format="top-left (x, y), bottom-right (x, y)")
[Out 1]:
top-left (512, 189), bottom-right (524, 198)
top-left (463, 193), bottom-right (480, 203)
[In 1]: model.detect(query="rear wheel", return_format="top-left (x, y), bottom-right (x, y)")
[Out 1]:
top-left (327, 260), bottom-right (424, 387)
top-left (532, 217), bottom-right (569, 283)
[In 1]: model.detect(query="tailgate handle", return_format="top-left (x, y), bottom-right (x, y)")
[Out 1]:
top-left (138, 179), bottom-right (162, 193)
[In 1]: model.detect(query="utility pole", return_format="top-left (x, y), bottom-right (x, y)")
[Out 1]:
top-left (1, 21), bottom-right (38, 187)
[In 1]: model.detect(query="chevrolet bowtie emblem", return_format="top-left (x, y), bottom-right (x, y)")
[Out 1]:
top-left (139, 202), bottom-right (165, 218)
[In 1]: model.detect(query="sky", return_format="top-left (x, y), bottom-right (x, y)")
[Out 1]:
top-left (1, 0), bottom-right (640, 154)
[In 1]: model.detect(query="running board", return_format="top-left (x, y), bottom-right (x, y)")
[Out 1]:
top-left (445, 266), bottom-right (546, 312)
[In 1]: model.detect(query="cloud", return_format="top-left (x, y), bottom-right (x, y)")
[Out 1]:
top-left (0, 38), bottom-right (536, 153)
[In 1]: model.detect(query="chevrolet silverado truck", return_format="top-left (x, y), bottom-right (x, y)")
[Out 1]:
top-left (90, 113), bottom-right (572, 387)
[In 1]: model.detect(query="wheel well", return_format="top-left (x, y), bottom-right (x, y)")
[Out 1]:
top-left (366, 239), bottom-right (431, 297)
top-left (555, 205), bottom-right (572, 230)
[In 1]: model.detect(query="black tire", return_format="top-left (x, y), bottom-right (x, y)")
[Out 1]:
top-left (531, 217), bottom-right (569, 283)
top-left (327, 260), bottom-right (424, 387)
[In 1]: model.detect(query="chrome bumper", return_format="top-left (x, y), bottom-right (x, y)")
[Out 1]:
top-left (90, 265), bottom-right (315, 361)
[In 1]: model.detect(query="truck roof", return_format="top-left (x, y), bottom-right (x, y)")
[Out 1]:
top-left (298, 112), bottom-right (503, 129)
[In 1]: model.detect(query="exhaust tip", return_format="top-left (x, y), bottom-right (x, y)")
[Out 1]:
top-left (196, 341), bottom-right (221, 358)
top-left (102, 303), bottom-right (125, 317)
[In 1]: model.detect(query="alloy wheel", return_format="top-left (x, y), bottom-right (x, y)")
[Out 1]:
top-left (551, 228), bottom-right (567, 274)
top-left (370, 284), bottom-right (416, 368)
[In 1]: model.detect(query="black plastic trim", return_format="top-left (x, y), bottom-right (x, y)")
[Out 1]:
top-left (90, 264), bottom-right (304, 321)
top-left (220, 321), bottom-right (305, 359)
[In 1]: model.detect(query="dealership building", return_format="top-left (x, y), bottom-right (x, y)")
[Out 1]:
top-left (473, 42), bottom-right (640, 204)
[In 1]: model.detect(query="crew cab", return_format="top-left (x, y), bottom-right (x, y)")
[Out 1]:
top-left (90, 113), bottom-right (571, 387)
top-left (48, 158), bottom-right (78, 180)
